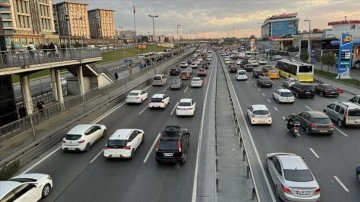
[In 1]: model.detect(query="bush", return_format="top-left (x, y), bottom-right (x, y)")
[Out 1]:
top-left (300, 51), bottom-right (309, 62)
top-left (0, 160), bottom-right (20, 180)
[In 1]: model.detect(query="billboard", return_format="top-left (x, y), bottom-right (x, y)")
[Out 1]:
top-left (337, 33), bottom-right (353, 78)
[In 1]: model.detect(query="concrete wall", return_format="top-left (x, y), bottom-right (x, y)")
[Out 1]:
top-left (67, 76), bottom-right (92, 95)
top-left (97, 73), bottom-right (113, 88)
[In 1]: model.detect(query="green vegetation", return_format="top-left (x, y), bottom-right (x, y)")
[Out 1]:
top-left (314, 69), bottom-right (360, 88)
top-left (300, 51), bottom-right (309, 62)
top-left (321, 53), bottom-right (337, 73)
top-left (0, 160), bottom-right (20, 180)
top-left (11, 69), bottom-right (51, 83)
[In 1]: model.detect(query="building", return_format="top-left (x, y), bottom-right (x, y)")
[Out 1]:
top-left (0, 0), bottom-right (58, 48)
top-left (53, 1), bottom-right (90, 44)
top-left (88, 9), bottom-right (115, 39)
top-left (325, 20), bottom-right (360, 39)
top-left (261, 13), bottom-right (299, 39)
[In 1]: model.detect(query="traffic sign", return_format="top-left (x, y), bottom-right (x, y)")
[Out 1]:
top-left (124, 59), bottom-right (132, 65)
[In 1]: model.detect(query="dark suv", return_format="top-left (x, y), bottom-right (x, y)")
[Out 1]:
top-left (155, 126), bottom-right (190, 164)
top-left (289, 82), bottom-right (315, 98)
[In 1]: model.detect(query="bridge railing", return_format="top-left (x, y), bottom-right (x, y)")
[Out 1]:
top-left (0, 48), bottom-right (102, 68)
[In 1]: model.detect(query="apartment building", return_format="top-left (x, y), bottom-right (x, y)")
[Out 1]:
top-left (88, 9), bottom-right (115, 39)
top-left (0, 0), bottom-right (58, 48)
top-left (53, 1), bottom-right (90, 44)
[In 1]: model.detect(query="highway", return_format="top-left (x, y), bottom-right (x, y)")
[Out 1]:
top-left (226, 56), bottom-right (360, 201)
top-left (24, 51), bottom-right (215, 202)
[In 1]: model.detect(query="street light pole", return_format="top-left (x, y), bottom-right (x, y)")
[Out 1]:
top-left (149, 14), bottom-right (159, 74)
top-left (177, 24), bottom-right (180, 42)
top-left (119, 26), bottom-right (125, 58)
top-left (304, 19), bottom-right (311, 63)
top-left (75, 16), bottom-right (84, 50)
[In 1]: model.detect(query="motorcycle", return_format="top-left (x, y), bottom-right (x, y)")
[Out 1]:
top-left (285, 118), bottom-right (300, 137)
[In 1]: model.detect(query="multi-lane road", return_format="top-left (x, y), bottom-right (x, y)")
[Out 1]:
top-left (18, 49), bottom-right (360, 202)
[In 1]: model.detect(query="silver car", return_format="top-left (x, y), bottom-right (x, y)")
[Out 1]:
top-left (283, 78), bottom-right (299, 88)
top-left (266, 153), bottom-right (320, 202)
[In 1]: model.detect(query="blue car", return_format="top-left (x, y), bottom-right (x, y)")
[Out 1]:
top-left (356, 165), bottom-right (360, 183)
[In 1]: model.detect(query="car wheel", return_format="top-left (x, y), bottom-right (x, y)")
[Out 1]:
top-left (42, 184), bottom-right (51, 198)
top-left (337, 119), bottom-right (343, 127)
top-left (306, 126), bottom-right (311, 135)
top-left (277, 98), bottom-right (281, 104)
top-left (180, 153), bottom-right (187, 164)
top-left (130, 149), bottom-right (135, 159)
top-left (85, 143), bottom-right (91, 152)
top-left (320, 92), bottom-right (324, 97)
top-left (141, 134), bottom-right (144, 143)
top-left (357, 172), bottom-right (360, 183)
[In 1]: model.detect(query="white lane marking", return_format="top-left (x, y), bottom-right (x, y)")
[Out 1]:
top-left (184, 86), bottom-right (188, 92)
top-left (274, 107), bottom-right (278, 111)
top-left (309, 148), bottom-right (320, 158)
top-left (192, 52), bottom-right (216, 202)
top-left (90, 149), bottom-right (104, 164)
top-left (22, 146), bottom-right (61, 174)
top-left (143, 132), bottom-right (161, 163)
top-left (262, 93), bottom-right (265, 96)
top-left (267, 99), bottom-right (271, 103)
top-left (92, 102), bottom-right (127, 123)
top-left (305, 105), bottom-right (313, 111)
top-left (282, 116), bottom-right (286, 120)
top-left (334, 127), bottom-right (348, 137)
top-left (139, 106), bottom-right (148, 115)
top-left (163, 85), bottom-right (170, 92)
top-left (171, 102), bottom-right (179, 115)
top-left (334, 176), bottom-right (350, 192)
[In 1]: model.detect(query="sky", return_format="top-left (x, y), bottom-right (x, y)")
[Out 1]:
top-left (52, 0), bottom-right (360, 39)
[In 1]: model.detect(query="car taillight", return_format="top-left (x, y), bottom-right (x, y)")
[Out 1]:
top-left (124, 145), bottom-right (131, 150)
top-left (300, 89), bottom-right (304, 92)
top-left (156, 140), bottom-right (160, 151)
top-left (178, 141), bottom-right (182, 152)
top-left (78, 139), bottom-right (85, 143)
top-left (281, 184), bottom-right (292, 194)
top-left (310, 123), bottom-right (317, 128)
top-left (315, 187), bottom-right (320, 193)
top-left (104, 145), bottom-right (108, 150)
top-left (329, 122), bottom-right (334, 128)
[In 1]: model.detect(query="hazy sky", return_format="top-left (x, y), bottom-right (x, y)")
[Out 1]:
top-left (52, 0), bottom-right (360, 38)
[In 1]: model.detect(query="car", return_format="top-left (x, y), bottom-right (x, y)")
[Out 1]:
top-left (170, 78), bottom-right (183, 90)
top-left (176, 98), bottom-right (196, 116)
top-left (152, 74), bottom-right (167, 86)
top-left (189, 62), bottom-right (198, 69)
top-left (225, 59), bottom-right (231, 64)
top-left (323, 101), bottom-right (360, 127)
top-left (356, 164), bottom-right (360, 183)
top-left (180, 62), bottom-right (188, 68)
top-left (197, 68), bottom-right (207, 76)
top-left (229, 65), bottom-right (237, 73)
top-left (50, 77), bottom-right (67, 87)
top-left (272, 89), bottom-right (294, 104)
top-left (244, 64), bottom-right (253, 72)
top-left (266, 153), bottom-right (320, 202)
top-left (103, 129), bottom-right (144, 159)
top-left (236, 59), bottom-right (242, 65)
top-left (0, 173), bottom-right (53, 201)
top-left (283, 78), bottom-right (299, 88)
top-left (257, 76), bottom-right (273, 88)
top-left (289, 83), bottom-right (315, 98)
top-left (126, 90), bottom-right (148, 104)
top-left (155, 125), bottom-right (190, 164)
top-left (202, 63), bottom-right (209, 69)
top-left (247, 104), bottom-right (272, 125)
top-left (258, 58), bottom-right (267, 65)
top-left (349, 95), bottom-right (360, 105)
top-left (297, 111), bottom-right (334, 135)
top-left (62, 124), bottom-right (107, 152)
top-left (187, 59), bottom-right (192, 65)
top-left (191, 77), bottom-right (203, 87)
top-left (314, 84), bottom-right (339, 97)
top-left (253, 70), bottom-right (265, 79)
top-left (169, 67), bottom-right (180, 75)
top-left (220, 52), bottom-right (225, 56)
top-left (149, 94), bottom-right (170, 109)
top-left (236, 69), bottom-right (248, 81)
top-left (248, 59), bottom-right (259, 67)
top-left (270, 55), bottom-right (282, 61)
top-left (179, 71), bottom-right (191, 80)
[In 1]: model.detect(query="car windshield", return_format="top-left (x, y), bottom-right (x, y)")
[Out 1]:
top-left (171, 80), bottom-right (180, 84)
top-left (179, 102), bottom-right (192, 107)
top-left (151, 98), bottom-right (163, 102)
top-left (284, 169), bottom-right (314, 182)
top-left (238, 71), bottom-right (246, 75)
top-left (128, 92), bottom-right (139, 96)
top-left (348, 109), bottom-right (360, 116)
top-left (281, 92), bottom-right (293, 97)
top-left (65, 134), bottom-right (81, 140)
top-left (253, 110), bottom-right (269, 115)
top-left (9, 178), bottom-right (37, 183)
top-left (300, 85), bottom-right (314, 90)
top-left (158, 140), bottom-right (178, 150)
top-left (193, 78), bottom-right (200, 81)
top-left (262, 77), bottom-right (271, 81)
top-left (322, 85), bottom-right (334, 90)
top-left (313, 118), bottom-right (331, 124)
top-left (153, 76), bottom-right (161, 80)
top-left (107, 140), bottom-right (128, 148)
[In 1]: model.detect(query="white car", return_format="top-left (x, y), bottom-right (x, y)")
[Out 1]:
top-left (180, 62), bottom-right (188, 68)
top-left (249, 59), bottom-right (259, 67)
top-left (126, 90), bottom-right (148, 104)
top-left (62, 124), bottom-right (107, 152)
top-left (0, 173), bottom-right (53, 202)
top-left (258, 58), bottom-right (267, 65)
top-left (176, 98), bottom-right (196, 116)
top-left (272, 89), bottom-right (295, 104)
top-left (191, 77), bottom-right (203, 87)
top-left (197, 58), bottom-right (203, 62)
top-left (236, 59), bottom-right (242, 65)
top-left (236, 70), bottom-right (248, 81)
top-left (283, 78), bottom-right (299, 88)
top-left (225, 59), bottom-right (231, 64)
top-left (220, 52), bottom-right (225, 56)
top-left (103, 129), bottom-right (144, 159)
top-left (189, 63), bottom-right (198, 68)
top-left (247, 104), bottom-right (272, 125)
top-left (149, 94), bottom-right (170, 109)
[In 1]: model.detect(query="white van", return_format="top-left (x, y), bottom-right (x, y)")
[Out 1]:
top-left (152, 74), bottom-right (167, 86)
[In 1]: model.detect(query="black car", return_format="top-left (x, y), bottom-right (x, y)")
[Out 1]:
top-left (202, 64), bottom-right (209, 69)
top-left (244, 64), bottom-right (253, 72)
top-left (356, 164), bottom-right (360, 183)
top-left (314, 84), bottom-right (339, 97)
top-left (253, 70), bottom-right (265, 79)
top-left (229, 65), bottom-right (237, 73)
top-left (155, 126), bottom-right (190, 164)
top-left (256, 76), bottom-right (273, 87)
top-left (170, 67), bottom-right (180, 75)
top-left (297, 111), bottom-right (334, 135)
top-left (289, 83), bottom-right (315, 98)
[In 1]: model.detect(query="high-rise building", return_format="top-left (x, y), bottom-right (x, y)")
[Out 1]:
top-left (53, 1), bottom-right (90, 44)
top-left (261, 13), bottom-right (299, 39)
top-left (88, 9), bottom-right (115, 39)
top-left (0, 0), bottom-right (58, 47)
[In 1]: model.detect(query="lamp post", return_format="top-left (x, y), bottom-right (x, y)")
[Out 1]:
top-left (149, 14), bottom-right (159, 74)
top-left (177, 24), bottom-right (180, 42)
top-left (304, 19), bottom-right (311, 63)
top-left (119, 26), bottom-right (125, 58)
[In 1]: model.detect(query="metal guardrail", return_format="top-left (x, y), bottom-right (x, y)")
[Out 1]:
top-left (217, 52), bottom-right (259, 201)
top-left (0, 49), bottom-right (196, 169)
top-left (0, 48), bottom-right (102, 68)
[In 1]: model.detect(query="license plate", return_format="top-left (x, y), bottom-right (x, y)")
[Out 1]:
top-left (164, 153), bottom-right (173, 157)
top-left (68, 148), bottom-right (75, 150)
top-left (297, 191), bottom-right (311, 195)
top-left (112, 154), bottom-right (121, 158)
top-left (320, 130), bottom-right (327, 133)
top-left (305, 92), bottom-right (310, 94)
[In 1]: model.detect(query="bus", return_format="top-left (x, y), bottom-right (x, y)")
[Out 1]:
top-left (275, 60), bottom-right (314, 82)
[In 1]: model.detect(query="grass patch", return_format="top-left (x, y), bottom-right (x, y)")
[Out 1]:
top-left (315, 69), bottom-right (360, 88)
top-left (0, 160), bottom-right (20, 180)
top-left (12, 69), bottom-right (51, 83)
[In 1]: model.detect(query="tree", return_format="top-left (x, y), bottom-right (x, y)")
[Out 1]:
top-left (249, 34), bottom-right (256, 39)
top-left (321, 53), bottom-right (337, 74)
top-left (300, 51), bottom-right (309, 62)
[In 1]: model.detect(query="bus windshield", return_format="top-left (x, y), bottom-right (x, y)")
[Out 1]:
top-left (299, 65), bottom-right (313, 73)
